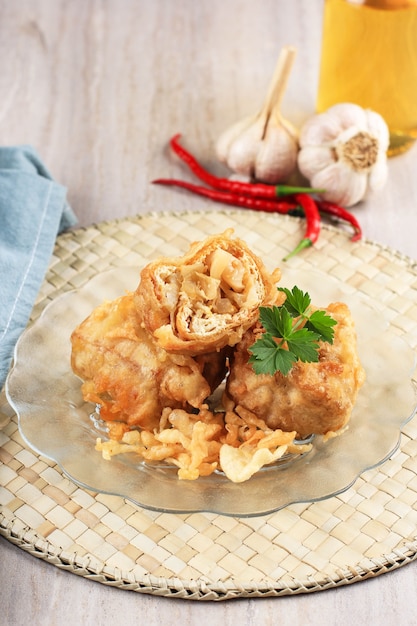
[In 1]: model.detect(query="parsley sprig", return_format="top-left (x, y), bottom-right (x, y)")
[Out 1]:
top-left (248, 286), bottom-right (337, 376)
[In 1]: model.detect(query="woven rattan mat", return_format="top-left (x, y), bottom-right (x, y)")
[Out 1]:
top-left (1, 209), bottom-right (417, 601)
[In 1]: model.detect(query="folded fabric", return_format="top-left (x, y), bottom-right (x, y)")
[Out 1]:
top-left (0, 145), bottom-right (77, 390)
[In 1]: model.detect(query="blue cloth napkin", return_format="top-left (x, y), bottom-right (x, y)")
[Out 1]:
top-left (0, 145), bottom-right (77, 390)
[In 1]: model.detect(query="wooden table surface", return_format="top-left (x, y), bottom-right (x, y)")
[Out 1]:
top-left (1, 1), bottom-right (417, 624)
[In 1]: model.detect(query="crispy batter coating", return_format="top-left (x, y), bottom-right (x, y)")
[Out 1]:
top-left (134, 229), bottom-right (282, 355)
top-left (71, 293), bottom-right (228, 430)
top-left (225, 302), bottom-right (366, 437)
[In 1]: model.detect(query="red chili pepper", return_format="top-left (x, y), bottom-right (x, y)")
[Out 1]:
top-left (283, 194), bottom-right (321, 261)
top-left (152, 178), bottom-right (298, 213)
top-left (170, 134), bottom-right (324, 199)
top-left (317, 200), bottom-right (362, 241)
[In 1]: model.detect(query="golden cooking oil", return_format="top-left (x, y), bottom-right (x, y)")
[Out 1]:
top-left (317, 0), bottom-right (417, 155)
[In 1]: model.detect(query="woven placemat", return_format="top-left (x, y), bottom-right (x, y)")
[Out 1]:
top-left (1, 209), bottom-right (417, 601)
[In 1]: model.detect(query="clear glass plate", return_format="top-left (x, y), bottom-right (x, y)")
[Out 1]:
top-left (6, 267), bottom-right (417, 517)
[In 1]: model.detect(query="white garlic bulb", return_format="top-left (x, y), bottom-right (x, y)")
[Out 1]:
top-left (216, 46), bottom-right (299, 184)
top-left (297, 103), bottom-right (389, 207)
top-left (216, 112), bottom-right (298, 184)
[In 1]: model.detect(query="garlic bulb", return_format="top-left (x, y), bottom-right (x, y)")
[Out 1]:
top-left (216, 46), bottom-right (299, 184)
top-left (298, 103), bottom-right (389, 207)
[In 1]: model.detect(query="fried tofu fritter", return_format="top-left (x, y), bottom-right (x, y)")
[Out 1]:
top-left (71, 294), bottom-right (228, 431)
top-left (134, 230), bottom-right (282, 355)
top-left (225, 302), bottom-right (366, 437)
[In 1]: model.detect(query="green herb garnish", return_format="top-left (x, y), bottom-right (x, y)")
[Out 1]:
top-left (248, 286), bottom-right (337, 376)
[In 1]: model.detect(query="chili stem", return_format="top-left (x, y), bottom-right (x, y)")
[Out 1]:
top-left (283, 194), bottom-right (321, 261)
top-left (282, 238), bottom-right (313, 261)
